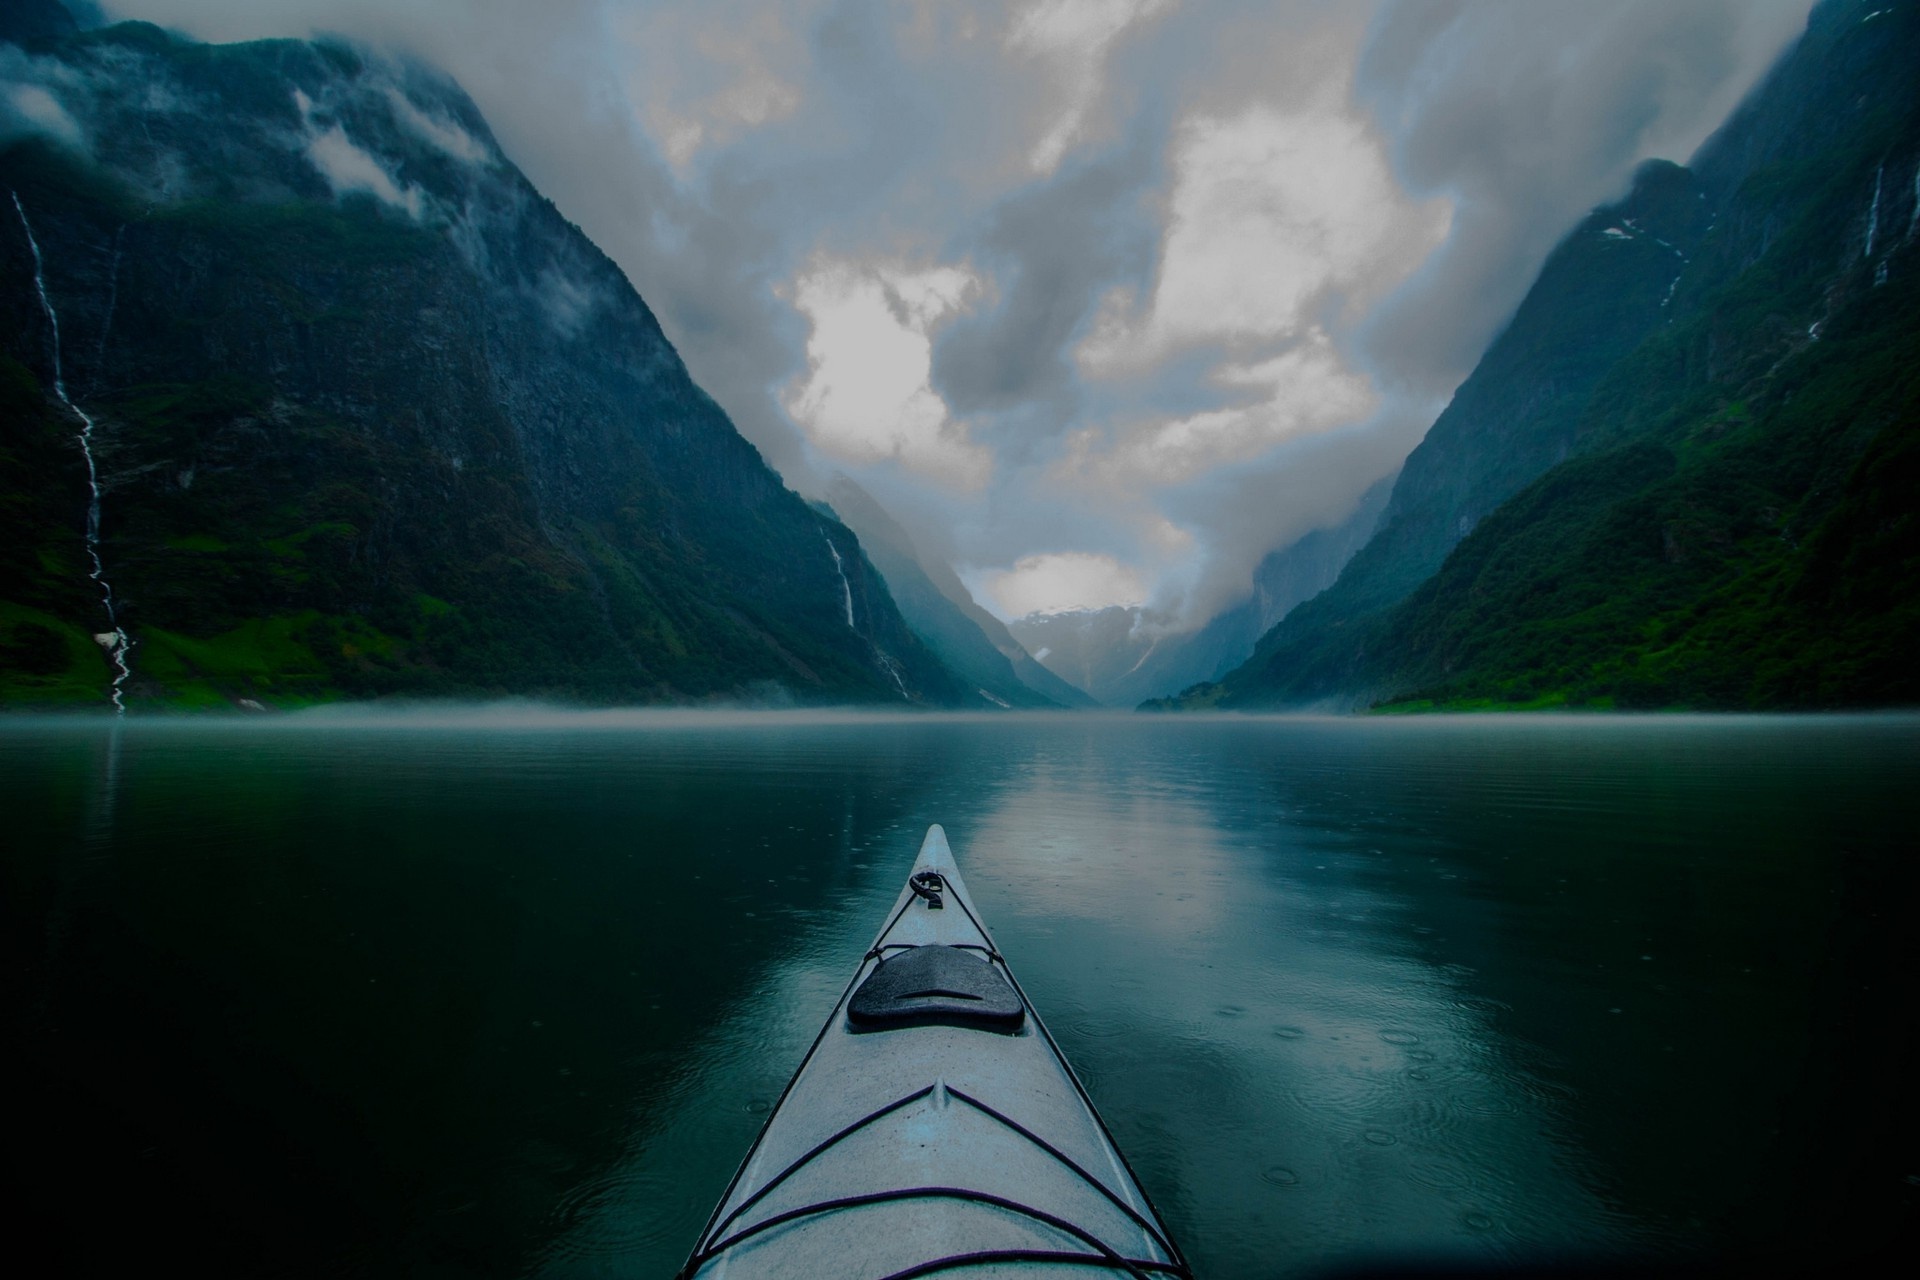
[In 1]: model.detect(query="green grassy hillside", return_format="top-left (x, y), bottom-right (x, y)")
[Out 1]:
top-left (1376, 267), bottom-right (1919, 710)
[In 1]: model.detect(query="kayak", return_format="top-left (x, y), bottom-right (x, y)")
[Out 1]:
top-left (680, 825), bottom-right (1190, 1279)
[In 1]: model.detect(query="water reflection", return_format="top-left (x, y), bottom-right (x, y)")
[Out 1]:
top-left (82, 718), bottom-right (124, 847)
top-left (949, 723), bottom-right (1633, 1275)
top-left (3, 713), bottom-right (1913, 1278)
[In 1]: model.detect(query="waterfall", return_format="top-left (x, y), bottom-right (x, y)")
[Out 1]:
top-left (11, 192), bottom-right (134, 713)
top-left (822, 530), bottom-right (909, 698)
top-left (874, 651), bottom-right (909, 700)
top-left (1864, 163), bottom-right (1883, 259)
top-left (823, 533), bottom-right (855, 629)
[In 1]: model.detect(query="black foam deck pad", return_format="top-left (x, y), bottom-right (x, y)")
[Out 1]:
top-left (847, 945), bottom-right (1027, 1033)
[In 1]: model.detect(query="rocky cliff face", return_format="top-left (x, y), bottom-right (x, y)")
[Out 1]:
top-left (1194, 0), bottom-right (1919, 711)
top-left (0, 19), bottom-right (963, 708)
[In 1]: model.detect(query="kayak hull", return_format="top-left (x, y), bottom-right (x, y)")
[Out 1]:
top-left (682, 826), bottom-right (1187, 1279)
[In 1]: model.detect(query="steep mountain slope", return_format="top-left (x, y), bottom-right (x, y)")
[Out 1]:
top-left (1112, 472), bottom-right (1393, 708)
top-left (1181, 159), bottom-right (1712, 707)
top-left (822, 475), bottom-right (1091, 708)
top-left (0, 18), bottom-right (964, 708)
top-left (0, 0), bottom-right (76, 46)
top-left (1190, 0), bottom-right (1919, 712)
top-left (1366, 2), bottom-right (1920, 711)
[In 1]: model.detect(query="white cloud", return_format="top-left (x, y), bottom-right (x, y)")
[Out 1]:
top-left (782, 255), bottom-right (991, 488)
top-left (971, 550), bottom-right (1148, 618)
top-left (96, 0), bottom-right (1812, 652)
top-left (294, 88), bottom-right (425, 217)
top-left (1080, 103), bottom-right (1449, 373)
top-left (611, 0), bottom-right (807, 174)
top-left (1005, 0), bottom-right (1175, 173)
top-left (1040, 94), bottom-right (1441, 580)
top-left (1, 81), bottom-right (86, 151)
top-left (1358, 0), bottom-right (1814, 393)
top-left (536, 267), bottom-right (600, 338)
top-left (306, 123), bottom-right (423, 216)
top-left (384, 85), bottom-right (489, 163)
top-left (1061, 327), bottom-right (1378, 487)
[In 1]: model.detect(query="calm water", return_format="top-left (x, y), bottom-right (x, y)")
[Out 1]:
top-left (3, 711), bottom-right (1915, 1276)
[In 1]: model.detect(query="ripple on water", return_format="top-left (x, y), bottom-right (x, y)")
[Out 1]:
top-left (1215, 1004), bottom-right (1248, 1018)
top-left (1395, 1092), bottom-right (1457, 1147)
top-left (546, 1165), bottom-right (688, 1257)
top-left (1260, 1165), bottom-right (1301, 1187)
top-left (1273, 1025), bottom-right (1307, 1039)
top-left (1362, 1129), bottom-right (1398, 1147)
top-left (1297, 1065), bottom-right (1416, 1119)
top-left (1510, 1071), bottom-right (1580, 1108)
top-left (1451, 1087), bottom-right (1520, 1117)
top-left (1407, 1158), bottom-right (1475, 1192)
top-left (1379, 1029), bottom-right (1421, 1045)
top-left (1070, 1018), bottom-right (1128, 1038)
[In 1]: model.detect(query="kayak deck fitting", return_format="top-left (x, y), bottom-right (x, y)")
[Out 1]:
top-left (680, 825), bottom-right (1190, 1279)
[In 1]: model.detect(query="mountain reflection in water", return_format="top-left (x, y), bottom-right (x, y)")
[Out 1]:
top-left (4, 712), bottom-right (1913, 1277)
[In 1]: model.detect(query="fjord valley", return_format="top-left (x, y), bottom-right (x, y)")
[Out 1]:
top-left (1161, 0), bottom-right (1920, 714)
top-left (4, 0), bottom-right (1918, 717)
top-left (0, 6), bottom-right (1007, 711)
top-left (5, 3), bottom-right (1918, 1277)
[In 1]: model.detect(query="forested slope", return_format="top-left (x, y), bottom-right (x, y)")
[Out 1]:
top-left (1175, 0), bottom-right (1918, 713)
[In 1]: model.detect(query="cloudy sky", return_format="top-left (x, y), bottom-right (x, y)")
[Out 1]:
top-left (100, 0), bottom-right (1813, 625)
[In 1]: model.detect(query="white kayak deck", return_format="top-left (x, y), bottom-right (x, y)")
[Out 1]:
top-left (682, 826), bottom-right (1188, 1279)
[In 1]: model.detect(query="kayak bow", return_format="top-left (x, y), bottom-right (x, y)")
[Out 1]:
top-left (681, 825), bottom-right (1189, 1279)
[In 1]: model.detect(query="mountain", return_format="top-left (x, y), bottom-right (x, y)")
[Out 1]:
top-left (1172, 158), bottom-right (1714, 707)
top-left (999, 472), bottom-right (1391, 708)
top-left (1005, 606), bottom-right (1156, 706)
top-left (1110, 472), bottom-right (1394, 708)
top-left (0, 0), bottom-right (78, 46)
top-left (821, 475), bottom-right (1092, 708)
top-left (0, 16), bottom-right (967, 709)
top-left (1178, 0), bottom-right (1920, 712)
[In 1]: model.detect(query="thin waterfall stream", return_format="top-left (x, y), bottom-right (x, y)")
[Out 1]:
top-left (822, 531), bottom-right (907, 698)
top-left (1864, 162), bottom-right (1883, 259)
top-left (11, 191), bottom-right (134, 712)
top-left (823, 533), bottom-right (855, 628)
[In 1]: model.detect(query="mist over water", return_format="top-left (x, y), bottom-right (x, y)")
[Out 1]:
top-left (4, 711), bottom-right (1914, 1276)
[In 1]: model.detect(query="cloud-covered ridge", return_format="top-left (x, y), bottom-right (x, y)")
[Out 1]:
top-left (96, 0), bottom-right (1813, 638)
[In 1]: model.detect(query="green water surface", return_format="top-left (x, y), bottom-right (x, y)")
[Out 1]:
top-left (3, 711), bottom-right (1914, 1276)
